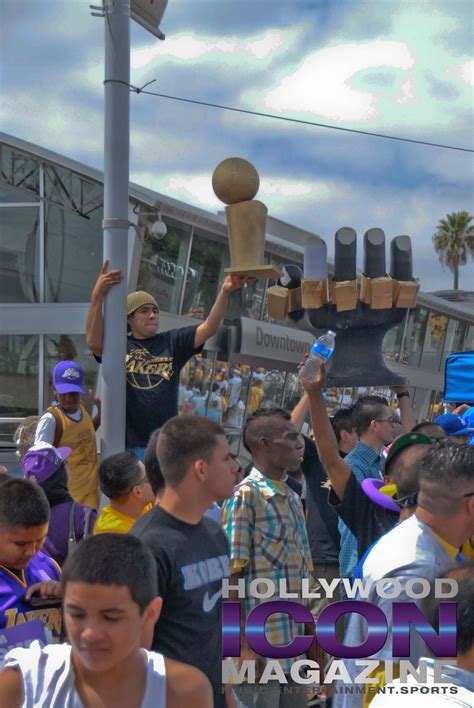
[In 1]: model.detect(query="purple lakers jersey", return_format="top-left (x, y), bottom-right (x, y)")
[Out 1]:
top-left (0, 551), bottom-right (63, 642)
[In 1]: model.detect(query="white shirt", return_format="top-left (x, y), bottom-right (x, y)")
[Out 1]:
top-left (333, 515), bottom-right (455, 708)
top-left (35, 409), bottom-right (83, 445)
top-left (4, 641), bottom-right (167, 708)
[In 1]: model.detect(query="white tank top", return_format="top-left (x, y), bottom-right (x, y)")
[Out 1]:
top-left (4, 641), bottom-right (166, 707)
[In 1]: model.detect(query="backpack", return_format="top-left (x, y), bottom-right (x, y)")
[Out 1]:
top-left (14, 410), bottom-right (64, 462)
top-left (68, 503), bottom-right (95, 555)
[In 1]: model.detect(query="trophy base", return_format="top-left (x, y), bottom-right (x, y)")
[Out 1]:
top-left (225, 265), bottom-right (281, 279)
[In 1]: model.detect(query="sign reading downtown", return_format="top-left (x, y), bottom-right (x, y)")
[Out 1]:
top-left (229, 317), bottom-right (313, 371)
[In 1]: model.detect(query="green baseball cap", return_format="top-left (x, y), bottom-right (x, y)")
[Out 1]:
top-left (383, 431), bottom-right (432, 472)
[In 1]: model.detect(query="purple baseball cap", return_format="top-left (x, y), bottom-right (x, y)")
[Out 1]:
top-left (52, 360), bottom-right (85, 394)
top-left (22, 443), bottom-right (72, 484)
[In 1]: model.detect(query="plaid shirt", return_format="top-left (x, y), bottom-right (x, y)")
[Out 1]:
top-left (221, 468), bottom-right (313, 674)
top-left (338, 441), bottom-right (382, 579)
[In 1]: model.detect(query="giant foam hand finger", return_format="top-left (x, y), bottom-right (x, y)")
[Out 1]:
top-left (271, 228), bottom-right (419, 387)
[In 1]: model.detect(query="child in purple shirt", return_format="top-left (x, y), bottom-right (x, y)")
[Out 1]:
top-left (0, 479), bottom-right (62, 642)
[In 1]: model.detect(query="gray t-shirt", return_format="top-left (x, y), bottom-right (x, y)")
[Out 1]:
top-left (131, 505), bottom-right (230, 708)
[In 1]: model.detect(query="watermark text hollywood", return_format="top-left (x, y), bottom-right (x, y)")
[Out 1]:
top-left (222, 577), bottom-right (457, 601)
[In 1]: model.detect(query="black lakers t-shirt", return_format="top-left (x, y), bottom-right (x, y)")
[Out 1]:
top-left (125, 325), bottom-right (201, 447)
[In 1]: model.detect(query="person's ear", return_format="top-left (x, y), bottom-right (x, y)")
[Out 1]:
top-left (145, 597), bottom-right (162, 625)
top-left (383, 474), bottom-right (390, 484)
top-left (194, 459), bottom-right (206, 481)
top-left (140, 597), bottom-right (163, 649)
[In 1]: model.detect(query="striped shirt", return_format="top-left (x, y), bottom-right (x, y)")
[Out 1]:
top-left (337, 441), bottom-right (382, 579)
top-left (221, 467), bottom-right (313, 674)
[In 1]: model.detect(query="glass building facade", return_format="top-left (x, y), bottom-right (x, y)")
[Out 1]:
top-left (1, 133), bottom-right (473, 462)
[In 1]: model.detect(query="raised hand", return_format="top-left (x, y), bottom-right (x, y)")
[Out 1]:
top-left (92, 259), bottom-right (123, 299)
top-left (282, 228), bottom-right (419, 387)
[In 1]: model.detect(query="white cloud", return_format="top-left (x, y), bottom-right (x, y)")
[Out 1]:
top-left (131, 29), bottom-right (290, 69)
top-left (256, 40), bottom-right (415, 122)
top-left (455, 59), bottom-right (474, 87)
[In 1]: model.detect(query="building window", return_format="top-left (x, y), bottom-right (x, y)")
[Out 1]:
top-left (441, 319), bottom-right (467, 368)
top-left (43, 334), bottom-right (100, 411)
top-left (383, 321), bottom-right (405, 363)
top-left (420, 312), bottom-right (448, 371)
top-left (0, 206), bottom-right (40, 302)
top-left (1, 147), bottom-right (40, 198)
top-left (137, 217), bottom-right (191, 314)
top-left (224, 279), bottom-right (266, 323)
top-left (464, 326), bottom-right (474, 351)
top-left (182, 228), bottom-right (229, 319)
top-left (0, 335), bottom-right (39, 418)
top-left (44, 202), bottom-right (102, 302)
top-left (400, 307), bottom-right (428, 367)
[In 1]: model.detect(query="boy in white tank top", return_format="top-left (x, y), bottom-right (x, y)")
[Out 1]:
top-left (0, 534), bottom-right (212, 708)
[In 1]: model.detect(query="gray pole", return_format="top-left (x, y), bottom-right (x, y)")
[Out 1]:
top-left (101, 0), bottom-right (130, 457)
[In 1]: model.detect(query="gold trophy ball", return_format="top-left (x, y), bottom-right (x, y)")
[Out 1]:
top-left (212, 158), bottom-right (260, 205)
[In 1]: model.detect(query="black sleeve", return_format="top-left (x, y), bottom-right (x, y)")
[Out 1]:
top-left (300, 435), bottom-right (322, 478)
top-left (328, 473), bottom-right (371, 537)
top-left (173, 325), bottom-right (204, 370)
top-left (328, 474), bottom-right (397, 559)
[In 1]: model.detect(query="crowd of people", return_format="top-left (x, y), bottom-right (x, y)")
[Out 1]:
top-left (1, 267), bottom-right (473, 707)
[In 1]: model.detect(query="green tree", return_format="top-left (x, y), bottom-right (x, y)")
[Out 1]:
top-left (432, 211), bottom-right (474, 290)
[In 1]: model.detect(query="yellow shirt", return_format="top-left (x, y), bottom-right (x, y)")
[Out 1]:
top-left (248, 385), bottom-right (264, 415)
top-left (94, 504), bottom-right (154, 535)
top-left (94, 506), bottom-right (136, 534)
top-left (49, 403), bottom-right (99, 509)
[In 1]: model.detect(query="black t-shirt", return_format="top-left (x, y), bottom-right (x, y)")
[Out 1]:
top-left (124, 325), bottom-right (201, 447)
top-left (131, 505), bottom-right (229, 708)
top-left (301, 436), bottom-right (341, 564)
top-left (328, 473), bottom-right (398, 561)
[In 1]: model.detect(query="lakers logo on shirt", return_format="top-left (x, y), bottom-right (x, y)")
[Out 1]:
top-left (126, 347), bottom-right (174, 390)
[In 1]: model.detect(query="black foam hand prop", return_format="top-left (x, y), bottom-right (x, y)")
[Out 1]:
top-left (274, 228), bottom-right (419, 386)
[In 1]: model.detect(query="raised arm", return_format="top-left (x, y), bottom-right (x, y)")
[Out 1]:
top-left (301, 364), bottom-right (352, 500)
top-left (290, 392), bottom-right (310, 433)
top-left (85, 260), bottom-right (122, 357)
top-left (389, 382), bottom-right (416, 433)
top-left (194, 275), bottom-right (246, 348)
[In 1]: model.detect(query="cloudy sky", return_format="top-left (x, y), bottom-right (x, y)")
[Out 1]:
top-left (2, 0), bottom-right (473, 291)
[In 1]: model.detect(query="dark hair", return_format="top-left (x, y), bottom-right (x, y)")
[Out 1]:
top-left (99, 451), bottom-right (143, 499)
top-left (0, 479), bottom-right (50, 529)
top-left (157, 416), bottom-right (225, 488)
top-left (211, 382), bottom-right (220, 393)
top-left (61, 534), bottom-right (157, 614)
top-left (386, 444), bottom-right (429, 499)
top-left (331, 407), bottom-right (355, 443)
top-left (427, 561), bottom-right (474, 655)
top-left (411, 421), bottom-right (446, 439)
top-left (417, 439), bottom-right (474, 517)
top-left (352, 395), bottom-right (389, 437)
top-left (243, 408), bottom-right (291, 453)
top-left (144, 429), bottom-right (165, 496)
top-left (0, 473), bottom-right (13, 485)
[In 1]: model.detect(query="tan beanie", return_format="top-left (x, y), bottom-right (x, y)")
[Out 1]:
top-left (127, 291), bottom-right (159, 316)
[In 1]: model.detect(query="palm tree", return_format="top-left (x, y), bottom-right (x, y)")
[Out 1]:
top-left (432, 211), bottom-right (474, 290)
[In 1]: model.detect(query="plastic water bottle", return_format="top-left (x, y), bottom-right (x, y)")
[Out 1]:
top-left (299, 330), bottom-right (336, 382)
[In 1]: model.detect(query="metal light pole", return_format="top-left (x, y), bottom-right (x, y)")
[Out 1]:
top-left (101, 0), bottom-right (130, 457)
